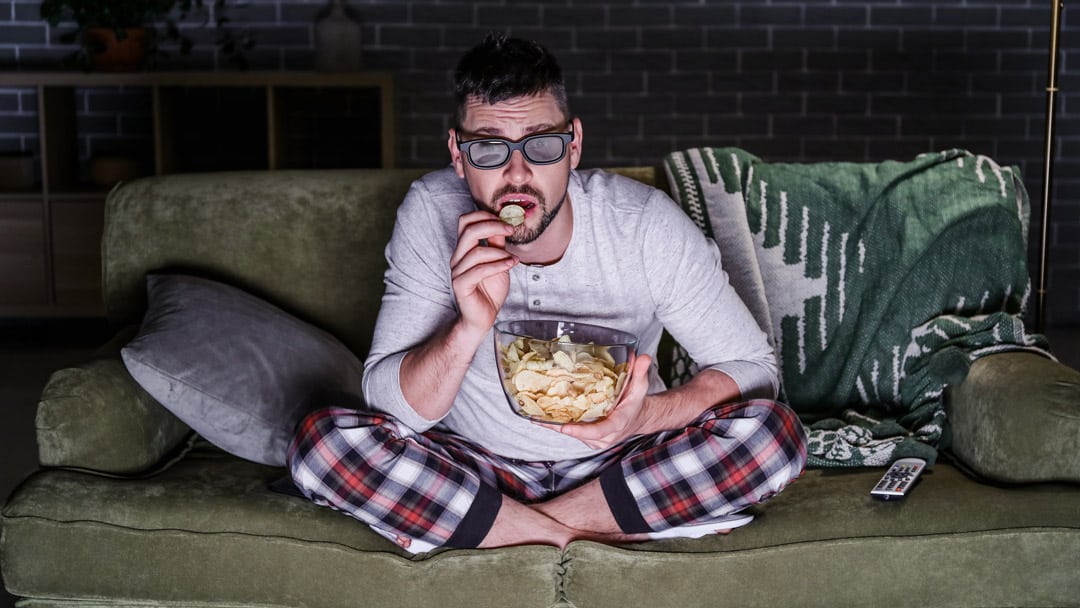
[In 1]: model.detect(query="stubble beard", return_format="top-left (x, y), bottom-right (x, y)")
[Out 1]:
top-left (490, 185), bottom-right (565, 246)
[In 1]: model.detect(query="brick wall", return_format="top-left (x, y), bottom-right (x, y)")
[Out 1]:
top-left (1, 0), bottom-right (1077, 324)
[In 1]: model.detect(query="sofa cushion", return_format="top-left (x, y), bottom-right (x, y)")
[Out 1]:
top-left (0, 444), bottom-right (564, 608)
top-left (4, 449), bottom-right (1078, 607)
top-left (102, 169), bottom-right (427, 360)
top-left (121, 274), bottom-right (364, 467)
top-left (946, 352), bottom-right (1080, 483)
top-left (36, 340), bottom-right (193, 475)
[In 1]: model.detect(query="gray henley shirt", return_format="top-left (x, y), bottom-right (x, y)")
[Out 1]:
top-left (362, 167), bottom-right (777, 462)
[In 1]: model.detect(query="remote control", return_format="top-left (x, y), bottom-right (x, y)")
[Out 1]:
top-left (870, 457), bottom-right (927, 500)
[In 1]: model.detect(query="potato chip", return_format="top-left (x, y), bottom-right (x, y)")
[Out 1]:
top-left (499, 334), bottom-right (630, 424)
top-left (499, 204), bottom-right (526, 226)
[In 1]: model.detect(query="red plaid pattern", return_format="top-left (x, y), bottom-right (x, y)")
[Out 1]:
top-left (288, 399), bottom-right (806, 549)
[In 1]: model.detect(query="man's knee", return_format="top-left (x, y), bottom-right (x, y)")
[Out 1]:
top-left (743, 399), bottom-right (808, 490)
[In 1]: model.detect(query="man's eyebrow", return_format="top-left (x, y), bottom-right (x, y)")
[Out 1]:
top-left (468, 123), bottom-right (561, 138)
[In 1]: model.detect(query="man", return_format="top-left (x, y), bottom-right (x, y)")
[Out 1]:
top-left (288, 34), bottom-right (806, 553)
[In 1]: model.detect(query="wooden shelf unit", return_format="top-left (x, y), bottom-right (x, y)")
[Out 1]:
top-left (0, 71), bottom-right (395, 318)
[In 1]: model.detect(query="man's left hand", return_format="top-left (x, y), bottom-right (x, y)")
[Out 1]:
top-left (544, 353), bottom-right (658, 450)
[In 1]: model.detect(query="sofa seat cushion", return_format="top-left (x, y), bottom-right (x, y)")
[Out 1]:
top-left (1, 442), bottom-right (563, 608)
top-left (5, 444), bottom-right (1078, 608)
top-left (563, 465), bottom-right (1080, 608)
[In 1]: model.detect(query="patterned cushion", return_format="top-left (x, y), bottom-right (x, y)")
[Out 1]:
top-left (664, 148), bottom-right (1048, 467)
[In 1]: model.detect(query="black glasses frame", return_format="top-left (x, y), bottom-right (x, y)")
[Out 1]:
top-left (456, 130), bottom-right (575, 170)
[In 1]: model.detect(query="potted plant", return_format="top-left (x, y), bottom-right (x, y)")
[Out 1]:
top-left (40, 0), bottom-right (253, 71)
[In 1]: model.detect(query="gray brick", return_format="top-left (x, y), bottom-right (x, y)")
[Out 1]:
top-left (675, 93), bottom-right (736, 115)
top-left (575, 28), bottom-right (637, 51)
top-left (476, 5), bottom-right (541, 27)
top-left (508, 29), bottom-right (573, 51)
top-left (778, 72), bottom-right (840, 93)
top-left (673, 6), bottom-right (736, 27)
top-left (774, 29), bottom-right (835, 50)
top-left (742, 93), bottom-right (803, 115)
top-left (580, 71), bottom-right (645, 95)
top-left (838, 29), bottom-right (899, 50)
top-left (381, 25), bottom-right (442, 47)
top-left (805, 6), bottom-right (867, 27)
top-left (609, 6), bottom-right (671, 28)
top-left (643, 115), bottom-right (705, 138)
top-left (0, 92), bottom-right (21, 112)
top-left (935, 8), bottom-right (999, 28)
top-left (774, 116), bottom-right (835, 136)
top-left (743, 50), bottom-right (803, 72)
top-left (0, 115), bottom-right (39, 132)
top-left (968, 29), bottom-right (1031, 51)
top-left (808, 94), bottom-right (869, 116)
top-left (713, 73), bottom-right (773, 94)
top-left (546, 7), bottom-right (606, 28)
top-left (1000, 8), bottom-right (1053, 28)
top-left (842, 72), bottom-right (904, 94)
top-left (221, 3), bottom-right (279, 23)
top-left (1000, 50), bottom-right (1047, 72)
top-left (0, 24), bottom-right (46, 45)
top-left (966, 117), bottom-right (1028, 138)
top-left (836, 116), bottom-right (898, 136)
top-left (675, 50), bottom-right (733, 72)
top-left (706, 115), bottom-right (768, 137)
top-left (807, 50), bottom-right (869, 71)
top-left (869, 7), bottom-right (933, 27)
top-left (704, 28), bottom-right (767, 49)
top-left (648, 72), bottom-right (708, 96)
top-left (640, 27), bottom-right (703, 50)
top-left (412, 5), bottom-right (476, 26)
top-left (739, 6), bottom-right (802, 26)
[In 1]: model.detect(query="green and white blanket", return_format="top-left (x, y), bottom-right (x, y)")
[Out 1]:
top-left (663, 147), bottom-right (1050, 467)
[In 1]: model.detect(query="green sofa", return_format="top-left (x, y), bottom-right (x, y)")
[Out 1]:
top-left (3, 150), bottom-right (1079, 608)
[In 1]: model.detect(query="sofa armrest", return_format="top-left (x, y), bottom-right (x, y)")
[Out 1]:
top-left (36, 330), bottom-right (192, 475)
top-left (945, 352), bottom-right (1080, 484)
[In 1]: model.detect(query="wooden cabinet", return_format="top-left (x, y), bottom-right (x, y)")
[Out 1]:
top-left (0, 71), bottom-right (395, 317)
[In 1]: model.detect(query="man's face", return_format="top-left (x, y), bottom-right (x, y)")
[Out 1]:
top-left (449, 91), bottom-right (582, 245)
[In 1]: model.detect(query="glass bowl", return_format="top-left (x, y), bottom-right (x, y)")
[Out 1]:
top-left (494, 320), bottom-right (638, 424)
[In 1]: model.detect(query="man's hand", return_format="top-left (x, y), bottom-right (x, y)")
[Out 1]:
top-left (398, 210), bottom-right (516, 421)
top-left (450, 211), bottom-right (518, 336)
top-left (547, 354), bottom-right (658, 450)
top-left (548, 362), bottom-right (743, 451)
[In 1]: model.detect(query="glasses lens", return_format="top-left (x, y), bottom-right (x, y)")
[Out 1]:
top-left (468, 141), bottom-right (509, 168)
top-left (523, 135), bottom-right (567, 163)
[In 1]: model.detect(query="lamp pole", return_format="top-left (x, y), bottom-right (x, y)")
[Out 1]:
top-left (1037, 0), bottom-right (1064, 333)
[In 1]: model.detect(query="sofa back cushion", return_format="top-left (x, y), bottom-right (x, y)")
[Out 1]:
top-left (104, 169), bottom-right (428, 360)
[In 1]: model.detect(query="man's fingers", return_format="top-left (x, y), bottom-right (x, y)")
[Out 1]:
top-left (451, 245), bottom-right (517, 280)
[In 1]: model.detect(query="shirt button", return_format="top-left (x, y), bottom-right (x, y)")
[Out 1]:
top-left (532, 299), bottom-right (541, 306)
top-left (531, 274), bottom-right (541, 281)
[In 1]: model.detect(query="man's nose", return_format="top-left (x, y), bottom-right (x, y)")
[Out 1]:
top-left (503, 149), bottom-right (532, 184)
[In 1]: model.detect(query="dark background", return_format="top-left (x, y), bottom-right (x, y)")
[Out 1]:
top-left (1, 0), bottom-right (1076, 324)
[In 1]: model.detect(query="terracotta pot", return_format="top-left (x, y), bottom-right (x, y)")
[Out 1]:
top-left (83, 26), bottom-right (150, 72)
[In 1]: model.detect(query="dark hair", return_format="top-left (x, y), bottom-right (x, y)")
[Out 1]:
top-left (453, 33), bottom-right (570, 129)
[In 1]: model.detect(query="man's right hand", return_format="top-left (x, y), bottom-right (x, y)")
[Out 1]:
top-left (397, 211), bottom-right (517, 421)
top-left (450, 210), bottom-right (518, 337)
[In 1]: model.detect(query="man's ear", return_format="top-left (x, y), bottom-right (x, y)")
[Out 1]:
top-left (569, 117), bottom-right (583, 170)
top-left (448, 129), bottom-right (466, 178)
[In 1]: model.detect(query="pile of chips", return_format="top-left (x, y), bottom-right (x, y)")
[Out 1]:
top-left (499, 334), bottom-right (629, 423)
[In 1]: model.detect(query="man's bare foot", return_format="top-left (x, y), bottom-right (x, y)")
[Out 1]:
top-left (477, 497), bottom-right (652, 549)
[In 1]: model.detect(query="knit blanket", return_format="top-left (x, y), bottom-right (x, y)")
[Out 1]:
top-left (663, 147), bottom-right (1050, 467)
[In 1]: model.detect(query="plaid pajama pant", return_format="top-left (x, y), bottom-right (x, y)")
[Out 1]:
top-left (287, 399), bottom-right (807, 550)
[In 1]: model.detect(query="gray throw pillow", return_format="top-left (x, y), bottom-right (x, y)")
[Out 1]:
top-left (121, 274), bottom-right (364, 467)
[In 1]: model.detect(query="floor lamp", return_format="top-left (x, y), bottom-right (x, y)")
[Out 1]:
top-left (1037, 0), bottom-right (1064, 333)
